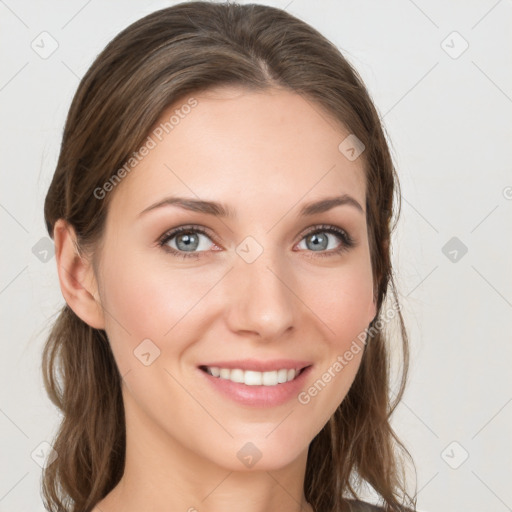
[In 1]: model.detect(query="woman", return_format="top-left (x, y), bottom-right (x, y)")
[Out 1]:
top-left (41, 2), bottom-right (417, 511)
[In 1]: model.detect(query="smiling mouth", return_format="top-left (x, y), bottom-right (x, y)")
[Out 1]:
top-left (199, 365), bottom-right (310, 386)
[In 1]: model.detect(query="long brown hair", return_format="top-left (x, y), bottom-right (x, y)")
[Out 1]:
top-left (42, 2), bottom-right (417, 511)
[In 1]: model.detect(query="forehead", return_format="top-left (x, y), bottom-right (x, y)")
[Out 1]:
top-left (108, 86), bottom-right (367, 220)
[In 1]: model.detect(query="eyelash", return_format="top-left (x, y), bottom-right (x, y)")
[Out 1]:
top-left (157, 224), bottom-right (355, 260)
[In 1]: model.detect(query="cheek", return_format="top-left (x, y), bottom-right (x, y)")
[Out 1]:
top-left (98, 238), bottom-right (374, 376)
top-left (295, 262), bottom-right (373, 422)
top-left (97, 248), bottom-right (210, 370)
top-left (307, 261), bottom-right (375, 347)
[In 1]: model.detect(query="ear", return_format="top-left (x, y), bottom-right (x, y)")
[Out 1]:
top-left (53, 219), bottom-right (105, 329)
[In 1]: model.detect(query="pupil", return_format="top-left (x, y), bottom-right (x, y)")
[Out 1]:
top-left (308, 233), bottom-right (327, 251)
top-left (177, 233), bottom-right (198, 251)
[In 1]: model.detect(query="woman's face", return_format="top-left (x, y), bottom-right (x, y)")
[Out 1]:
top-left (93, 86), bottom-right (376, 471)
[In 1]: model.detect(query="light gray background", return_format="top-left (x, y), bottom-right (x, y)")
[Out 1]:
top-left (1, 1), bottom-right (511, 511)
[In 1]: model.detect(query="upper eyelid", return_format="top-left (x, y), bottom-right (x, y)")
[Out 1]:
top-left (159, 224), bottom-right (216, 245)
top-left (159, 223), bottom-right (352, 248)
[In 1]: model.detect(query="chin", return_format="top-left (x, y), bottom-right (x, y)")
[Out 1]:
top-left (202, 433), bottom-right (309, 473)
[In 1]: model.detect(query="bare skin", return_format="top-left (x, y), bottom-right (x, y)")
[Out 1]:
top-left (55, 85), bottom-right (376, 512)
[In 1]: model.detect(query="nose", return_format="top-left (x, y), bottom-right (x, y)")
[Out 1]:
top-left (224, 246), bottom-right (296, 342)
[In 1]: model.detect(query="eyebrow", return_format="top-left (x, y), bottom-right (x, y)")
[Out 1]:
top-left (138, 194), bottom-right (364, 219)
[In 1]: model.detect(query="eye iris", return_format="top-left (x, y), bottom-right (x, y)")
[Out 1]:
top-left (176, 232), bottom-right (199, 251)
top-left (306, 233), bottom-right (328, 251)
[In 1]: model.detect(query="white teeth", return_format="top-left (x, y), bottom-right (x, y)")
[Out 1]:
top-left (230, 368), bottom-right (244, 383)
top-left (244, 370), bottom-right (262, 386)
top-left (277, 368), bottom-right (288, 383)
top-left (204, 366), bottom-right (302, 386)
top-left (262, 371), bottom-right (277, 386)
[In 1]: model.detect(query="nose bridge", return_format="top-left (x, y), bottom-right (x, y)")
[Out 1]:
top-left (225, 236), bottom-right (296, 339)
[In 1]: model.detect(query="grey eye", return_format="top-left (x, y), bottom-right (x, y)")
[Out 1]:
top-left (305, 232), bottom-right (328, 251)
top-left (298, 231), bottom-right (341, 252)
top-left (175, 232), bottom-right (200, 251)
top-left (164, 231), bottom-right (214, 253)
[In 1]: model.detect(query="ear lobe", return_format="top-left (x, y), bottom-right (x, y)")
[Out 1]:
top-left (53, 219), bottom-right (105, 330)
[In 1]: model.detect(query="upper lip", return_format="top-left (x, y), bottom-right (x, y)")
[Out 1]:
top-left (198, 359), bottom-right (313, 372)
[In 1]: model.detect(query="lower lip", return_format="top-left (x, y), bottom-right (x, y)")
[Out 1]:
top-left (198, 366), bottom-right (313, 407)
